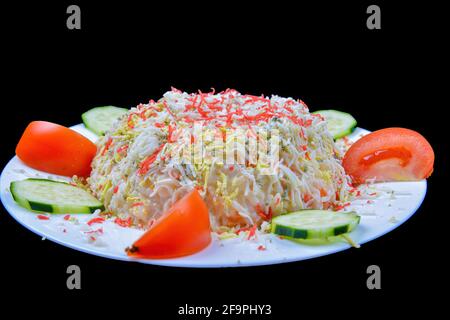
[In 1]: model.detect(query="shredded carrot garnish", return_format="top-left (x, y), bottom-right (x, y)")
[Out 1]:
top-left (299, 128), bottom-right (306, 139)
top-left (255, 205), bottom-right (273, 221)
top-left (247, 225), bottom-right (257, 240)
top-left (127, 113), bottom-right (136, 128)
top-left (116, 145), bottom-right (129, 154)
top-left (334, 202), bottom-right (351, 211)
top-left (138, 144), bottom-right (166, 175)
top-left (303, 193), bottom-right (312, 203)
top-left (114, 217), bottom-right (132, 227)
top-left (167, 124), bottom-right (176, 143)
top-left (85, 227), bottom-right (103, 235)
top-left (131, 202), bottom-right (144, 208)
top-left (305, 152), bottom-right (311, 161)
top-left (87, 217), bottom-right (105, 226)
top-left (163, 101), bottom-right (177, 119)
top-left (195, 185), bottom-right (204, 192)
top-left (101, 138), bottom-right (113, 156)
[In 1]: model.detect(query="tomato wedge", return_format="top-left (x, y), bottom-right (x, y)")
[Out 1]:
top-left (343, 128), bottom-right (434, 184)
top-left (127, 189), bottom-right (211, 259)
top-left (16, 121), bottom-right (97, 177)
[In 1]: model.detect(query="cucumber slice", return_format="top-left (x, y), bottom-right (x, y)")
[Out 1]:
top-left (10, 179), bottom-right (104, 214)
top-left (313, 110), bottom-right (357, 139)
top-left (82, 106), bottom-right (128, 135)
top-left (271, 210), bottom-right (360, 240)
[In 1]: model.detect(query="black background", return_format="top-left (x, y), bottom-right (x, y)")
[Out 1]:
top-left (1, 1), bottom-right (448, 317)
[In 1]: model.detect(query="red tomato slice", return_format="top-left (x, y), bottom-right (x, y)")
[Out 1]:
top-left (16, 121), bottom-right (97, 177)
top-left (127, 189), bottom-right (211, 259)
top-left (343, 128), bottom-right (434, 184)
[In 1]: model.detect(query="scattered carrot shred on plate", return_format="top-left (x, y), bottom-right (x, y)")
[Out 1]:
top-left (85, 227), bottom-right (103, 235)
top-left (247, 225), bottom-right (258, 240)
top-left (236, 225), bottom-right (259, 240)
top-left (255, 205), bottom-right (273, 221)
top-left (87, 217), bottom-right (105, 226)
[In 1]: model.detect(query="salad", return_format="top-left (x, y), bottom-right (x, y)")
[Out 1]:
top-left (7, 88), bottom-right (434, 259)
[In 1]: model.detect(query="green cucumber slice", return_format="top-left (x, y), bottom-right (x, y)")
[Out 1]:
top-left (10, 178), bottom-right (104, 214)
top-left (82, 106), bottom-right (128, 135)
top-left (271, 210), bottom-right (360, 240)
top-left (313, 109), bottom-right (357, 139)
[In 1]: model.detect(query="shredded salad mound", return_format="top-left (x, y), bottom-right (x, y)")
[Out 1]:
top-left (88, 88), bottom-right (354, 231)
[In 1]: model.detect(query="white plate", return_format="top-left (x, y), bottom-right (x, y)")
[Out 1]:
top-left (0, 125), bottom-right (427, 267)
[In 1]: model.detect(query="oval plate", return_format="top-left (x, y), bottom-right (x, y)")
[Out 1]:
top-left (0, 125), bottom-right (427, 267)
